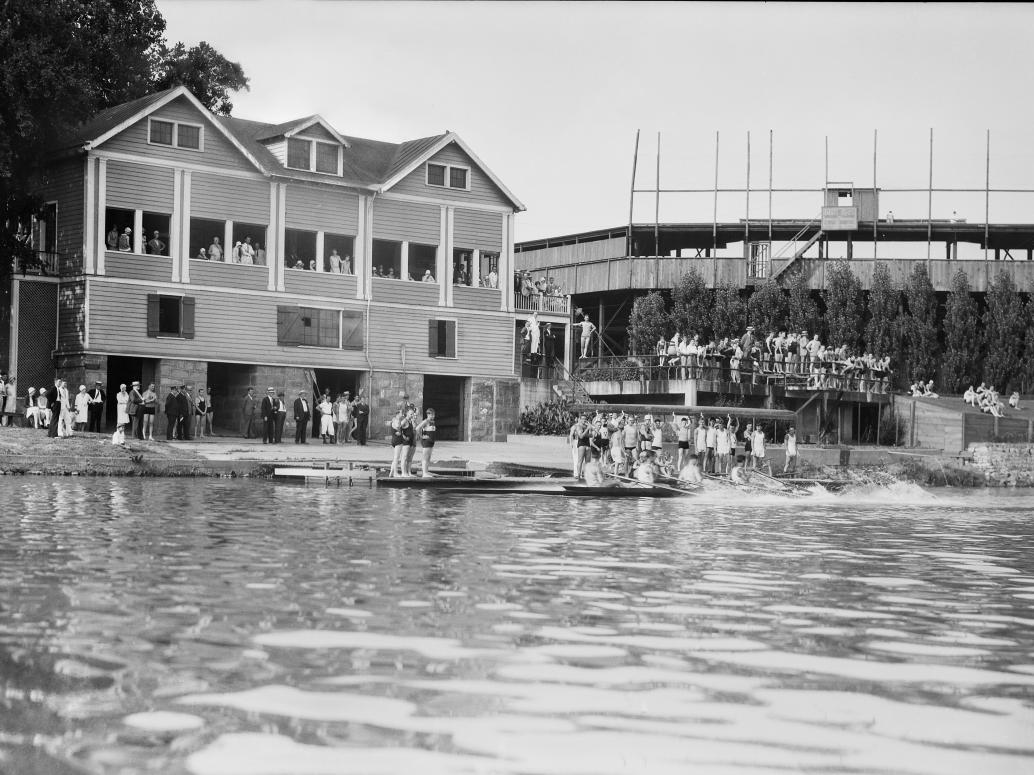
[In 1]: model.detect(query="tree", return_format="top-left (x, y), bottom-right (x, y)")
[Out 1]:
top-left (710, 282), bottom-right (746, 341)
top-left (864, 262), bottom-right (899, 358)
top-left (152, 41), bottom-right (250, 116)
top-left (627, 292), bottom-right (669, 356)
top-left (670, 268), bottom-right (712, 340)
top-left (1018, 299), bottom-right (1034, 394)
top-left (822, 260), bottom-right (863, 351)
top-left (784, 267), bottom-right (822, 339)
top-left (941, 269), bottom-right (982, 393)
top-left (746, 278), bottom-right (786, 334)
top-left (982, 271), bottom-right (1026, 391)
top-left (903, 262), bottom-right (939, 383)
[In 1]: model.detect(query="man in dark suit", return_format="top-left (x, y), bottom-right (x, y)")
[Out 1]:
top-left (129, 381), bottom-right (144, 439)
top-left (164, 386), bottom-right (180, 440)
top-left (177, 385), bottom-right (193, 440)
top-left (260, 387), bottom-right (277, 444)
top-left (87, 381), bottom-right (105, 432)
top-left (352, 393), bottom-right (369, 445)
top-left (274, 391), bottom-right (287, 443)
top-left (241, 387), bottom-right (256, 438)
top-left (293, 390), bottom-right (310, 444)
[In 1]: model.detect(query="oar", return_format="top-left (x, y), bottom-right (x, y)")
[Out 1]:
top-left (607, 472), bottom-right (698, 494)
top-left (747, 468), bottom-right (811, 497)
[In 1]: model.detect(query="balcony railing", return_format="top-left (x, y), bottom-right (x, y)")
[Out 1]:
top-left (12, 251), bottom-right (61, 277)
top-left (574, 353), bottom-right (893, 395)
top-left (514, 292), bottom-right (570, 315)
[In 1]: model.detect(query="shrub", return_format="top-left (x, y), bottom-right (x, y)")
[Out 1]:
top-left (519, 399), bottom-right (576, 436)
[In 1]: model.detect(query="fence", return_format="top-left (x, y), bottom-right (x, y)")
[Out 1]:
top-left (12, 251), bottom-right (62, 277)
top-left (514, 292), bottom-right (571, 315)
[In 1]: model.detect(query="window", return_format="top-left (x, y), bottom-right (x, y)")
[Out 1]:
top-left (452, 248), bottom-right (474, 286)
top-left (426, 162), bottom-right (470, 190)
top-left (287, 138), bottom-right (311, 170)
top-left (479, 251), bottom-right (500, 287)
top-left (232, 222), bottom-right (267, 265)
top-left (372, 239), bottom-right (402, 279)
top-left (324, 233), bottom-right (354, 273)
top-left (147, 294), bottom-right (195, 339)
top-left (276, 306), bottom-right (362, 349)
top-left (428, 319), bottom-right (456, 358)
top-left (315, 142), bottom-right (339, 174)
top-left (149, 120), bottom-right (174, 146)
top-left (141, 212), bottom-right (171, 256)
top-left (285, 228), bottom-right (318, 270)
top-left (148, 118), bottom-right (203, 150)
top-left (104, 208), bottom-right (135, 252)
top-left (190, 217), bottom-right (225, 260)
top-left (409, 243), bottom-right (437, 282)
top-left (39, 203), bottom-right (57, 254)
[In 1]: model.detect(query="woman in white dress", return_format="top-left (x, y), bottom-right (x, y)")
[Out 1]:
top-left (318, 395), bottom-right (335, 443)
top-left (58, 380), bottom-right (74, 437)
top-left (74, 385), bottom-right (91, 431)
top-left (115, 383), bottom-right (130, 429)
top-left (334, 393), bottom-right (352, 444)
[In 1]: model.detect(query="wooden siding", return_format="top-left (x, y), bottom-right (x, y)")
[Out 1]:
top-left (38, 158), bottom-right (85, 263)
top-left (104, 252), bottom-right (172, 282)
top-left (372, 198), bottom-right (439, 243)
top-left (295, 125), bottom-right (339, 143)
top-left (57, 279), bottom-right (86, 352)
top-left (371, 277), bottom-right (439, 307)
top-left (454, 208), bottom-right (502, 251)
top-left (794, 258), bottom-right (1034, 293)
top-left (192, 173), bottom-right (269, 223)
top-left (106, 160), bottom-right (174, 212)
top-left (190, 260), bottom-right (269, 292)
top-left (389, 142), bottom-right (512, 209)
top-left (98, 96), bottom-right (256, 172)
top-left (85, 280), bottom-right (513, 377)
top-left (516, 237), bottom-right (627, 270)
top-left (264, 139), bottom-right (287, 166)
top-left (284, 269), bottom-right (358, 298)
top-left (284, 185), bottom-right (359, 233)
top-left (453, 286), bottom-right (501, 311)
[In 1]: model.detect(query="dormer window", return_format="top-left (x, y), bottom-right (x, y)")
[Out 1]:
top-left (148, 118), bottom-right (203, 151)
top-left (426, 162), bottom-right (469, 190)
top-left (287, 137), bottom-right (341, 175)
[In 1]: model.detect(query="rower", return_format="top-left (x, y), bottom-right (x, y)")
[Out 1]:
top-left (634, 451), bottom-right (656, 484)
top-left (729, 454), bottom-right (750, 484)
top-left (677, 454), bottom-right (703, 484)
top-left (583, 447), bottom-right (606, 486)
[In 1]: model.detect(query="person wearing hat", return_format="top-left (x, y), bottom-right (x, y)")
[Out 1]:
top-left (74, 384), bottom-right (90, 431)
top-left (177, 385), bottom-right (193, 440)
top-left (241, 387), bottom-right (256, 439)
top-left (87, 380), bottom-right (106, 433)
top-left (117, 227), bottom-right (132, 252)
top-left (293, 389), bottom-right (311, 444)
top-left (335, 391), bottom-right (353, 444)
top-left (146, 230), bottom-right (165, 255)
top-left (25, 387), bottom-right (39, 428)
top-left (274, 391), bottom-right (287, 444)
top-left (129, 381), bottom-right (144, 439)
top-left (352, 390), bottom-right (369, 445)
top-left (260, 387), bottom-right (278, 444)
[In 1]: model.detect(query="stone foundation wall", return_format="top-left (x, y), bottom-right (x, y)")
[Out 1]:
top-left (968, 443), bottom-right (1034, 486)
top-left (467, 377), bottom-right (519, 442)
top-left (368, 371), bottom-right (423, 443)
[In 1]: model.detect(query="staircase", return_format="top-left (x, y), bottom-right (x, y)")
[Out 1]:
top-left (550, 358), bottom-right (604, 406)
top-left (772, 223), bottom-right (823, 280)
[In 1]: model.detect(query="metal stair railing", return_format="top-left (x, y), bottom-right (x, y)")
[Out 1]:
top-left (553, 357), bottom-right (600, 406)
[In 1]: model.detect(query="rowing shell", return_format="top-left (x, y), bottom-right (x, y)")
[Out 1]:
top-left (561, 484), bottom-right (692, 498)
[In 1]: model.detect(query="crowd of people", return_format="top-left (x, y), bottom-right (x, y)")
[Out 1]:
top-left (385, 403), bottom-right (438, 478)
top-left (239, 387), bottom-right (370, 446)
top-left (962, 383), bottom-right (1020, 418)
top-left (196, 235), bottom-right (266, 265)
top-left (567, 410), bottom-right (799, 486)
top-left (516, 270), bottom-right (566, 311)
top-left (635, 326), bottom-right (893, 393)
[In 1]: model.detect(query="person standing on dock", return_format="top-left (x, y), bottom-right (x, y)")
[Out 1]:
top-left (415, 408), bottom-right (437, 478)
top-left (260, 387), bottom-right (277, 444)
top-left (352, 393), bottom-right (369, 445)
top-left (241, 388), bottom-right (256, 439)
top-left (783, 426), bottom-right (798, 474)
top-left (274, 392), bottom-right (287, 444)
top-left (293, 390), bottom-right (311, 444)
top-left (87, 381), bottom-right (105, 433)
top-left (164, 385), bottom-right (180, 441)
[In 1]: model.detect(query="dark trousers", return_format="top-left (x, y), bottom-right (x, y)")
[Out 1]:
top-left (242, 416), bottom-right (255, 438)
top-left (124, 414), bottom-right (133, 437)
top-left (134, 412), bottom-right (143, 439)
top-left (274, 414), bottom-right (286, 443)
top-left (263, 417), bottom-right (276, 443)
top-left (179, 414), bottom-right (192, 440)
top-left (294, 418), bottom-right (308, 443)
top-left (87, 405), bottom-right (103, 433)
top-left (48, 402), bottom-right (61, 437)
top-left (354, 417), bottom-right (368, 445)
top-left (165, 413), bottom-right (178, 440)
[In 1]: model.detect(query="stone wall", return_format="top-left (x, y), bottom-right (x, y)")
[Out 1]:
top-left (968, 443), bottom-right (1034, 487)
top-left (466, 377), bottom-right (519, 442)
top-left (368, 371), bottom-right (423, 443)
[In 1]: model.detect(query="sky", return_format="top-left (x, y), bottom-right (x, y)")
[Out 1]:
top-left (160, 1), bottom-right (1034, 243)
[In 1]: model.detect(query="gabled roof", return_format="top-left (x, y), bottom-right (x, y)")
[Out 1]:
top-left (256, 115), bottom-right (350, 147)
top-left (385, 134), bottom-right (449, 181)
top-left (66, 88), bottom-right (180, 148)
top-left (378, 131), bottom-right (525, 212)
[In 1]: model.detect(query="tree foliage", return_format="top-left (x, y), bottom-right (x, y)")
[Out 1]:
top-left (940, 269), bottom-right (982, 393)
top-left (1018, 299), bottom-right (1034, 395)
top-left (864, 262), bottom-right (899, 358)
top-left (983, 271), bottom-right (1026, 391)
top-left (669, 268), bottom-right (712, 340)
top-left (710, 282), bottom-right (746, 341)
top-left (784, 267), bottom-right (821, 339)
top-left (822, 260), bottom-right (863, 351)
top-left (746, 278), bottom-right (786, 334)
top-left (903, 262), bottom-right (939, 383)
top-left (627, 292), bottom-right (669, 355)
top-left (152, 41), bottom-right (250, 116)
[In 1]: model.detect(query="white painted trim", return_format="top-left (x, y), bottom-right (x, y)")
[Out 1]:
top-left (378, 190), bottom-right (510, 213)
top-left (314, 231), bottom-right (325, 272)
top-left (267, 182), bottom-right (278, 291)
top-left (84, 157), bottom-right (95, 274)
top-left (445, 207), bottom-right (455, 307)
top-left (91, 149), bottom-right (268, 181)
top-left (86, 86), bottom-right (268, 174)
top-left (179, 170), bottom-right (190, 283)
top-left (223, 221), bottom-right (233, 267)
top-left (83, 278), bottom-right (90, 349)
top-left (95, 158), bottom-right (107, 275)
top-left (379, 131), bottom-right (525, 211)
top-left (355, 196), bottom-right (367, 300)
top-left (9, 279), bottom-right (19, 375)
top-left (438, 207), bottom-right (448, 307)
top-left (147, 117), bottom-right (205, 153)
top-left (276, 184), bottom-right (287, 292)
top-left (283, 115), bottom-right (349, 146)
top-left (133, 210), bottom-right (144, 255)
top-left (425, 161), bottom-right (471, 192)
top-left (400, 241), bottom-right (409, 282)
top-left (503, 212), bottom-right (514, 312)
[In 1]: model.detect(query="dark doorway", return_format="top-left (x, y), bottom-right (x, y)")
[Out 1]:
top-left (312, 368), bottom-right (364, 437)
top-left (423, 375), bottom-right (465, 441)
top-left (106, 356), bottom-right (156, 429)
top-left (207, 362), bottom-right (258, 435)
top-left (856, 404), bottom-right (880, 444)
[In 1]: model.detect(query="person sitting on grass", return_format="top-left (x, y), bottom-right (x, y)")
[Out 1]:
top-left (963, 385), bottom-right (977, 406)
top-left (1009, 391), bottom-right (1021, 410)
top-left (923, 380), bottom-right (939, 398)
top-left (111, 423), bottom-right (127, 448)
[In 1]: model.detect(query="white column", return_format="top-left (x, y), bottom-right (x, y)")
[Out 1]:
top-left (501, 212), bottom-right (515, 311)
top-left (400, 241), bottom-right (409, 281)
top-left (438, 206), bottom-right (448, 306)
top-left (472, 249), bottom-right (480, 286)
top-left (444, 206), bottom-right (455, 306)
top-left (563, 321), bottom-right (574, 377)
top-left (267, 182), bottom-right (277, 291)
top-left (364, 196), bottom-right (374, 300)
top-left (224, 221), bottom-right (233, 264)
top-left (315, 231), bottom-right (325, 272)
top-left (276, 183), bottom-right (286, 292)
top-left (355, 196), bottom-right (368, 300)
top-left (94, 159), bottom-right (107, 275)
top-left (84, 157), bottom-right (96, 274)
top-left (133, 210), bottom-right (144, 255)
top-left (178, 170), bottom-right (190, 283)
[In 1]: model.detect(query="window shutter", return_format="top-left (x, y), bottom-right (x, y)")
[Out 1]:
top-left (146, 294), bottom-right (160, 337)
top-left (428, 319), bottom-right (439, 357)
top-left (277, 306), bottom-right (302, 346)
top-left (181, 297), bottom-right (195, 339)
top-left (445, 321), bottom-right (456, 358)
top-left (341, 311), bottom-right (364, 350)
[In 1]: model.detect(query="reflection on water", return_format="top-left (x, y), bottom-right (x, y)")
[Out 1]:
top-left (1, 479), bottom-right (1033, 774)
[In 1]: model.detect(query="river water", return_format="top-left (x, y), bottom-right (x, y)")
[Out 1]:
top-left (1, 478), bottom-right (1033, 774)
